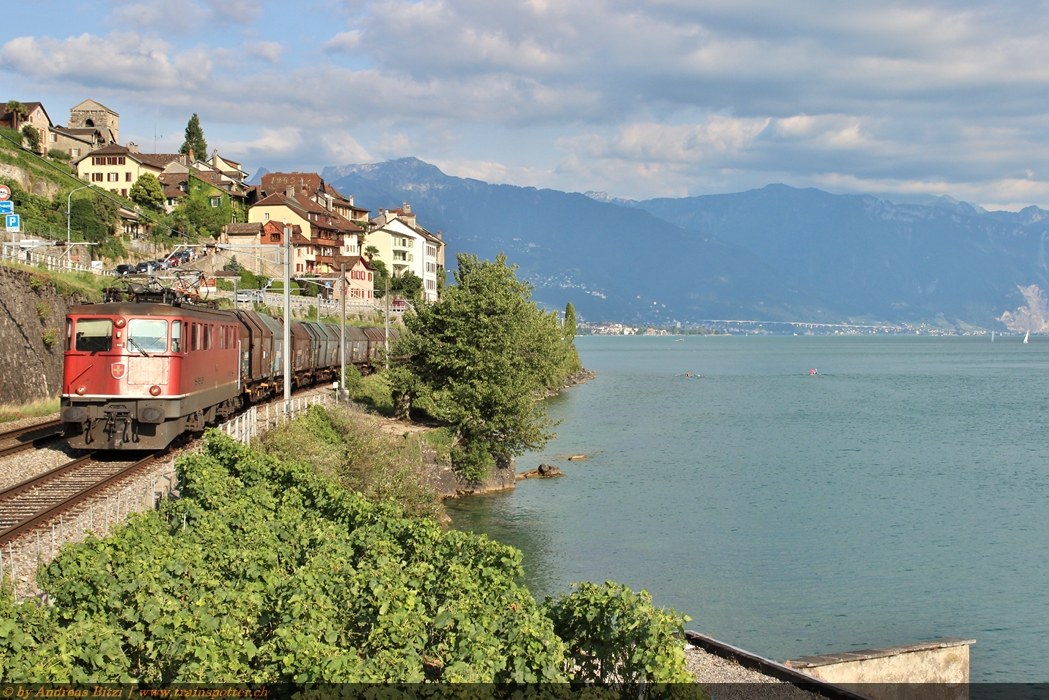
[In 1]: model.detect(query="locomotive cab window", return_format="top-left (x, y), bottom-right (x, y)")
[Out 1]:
top-left (74, 318), bottom-right (113, 353)
top-left (171, 321), bottom-right (182, 353)
top-left (127, 319), bottom-right (167, 354)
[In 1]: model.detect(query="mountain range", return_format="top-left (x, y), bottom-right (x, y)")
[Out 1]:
top-left (322, 158), bottom-right (1049, 328)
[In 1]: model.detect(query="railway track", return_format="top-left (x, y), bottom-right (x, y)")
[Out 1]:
top-left (0, 419), bottom-right (65, 459)
top-left (0, 451), bottom-right (161, 546)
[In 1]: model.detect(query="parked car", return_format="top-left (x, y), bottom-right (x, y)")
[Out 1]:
top-left (113, 264), bottom-right (134, 276)
top-left (134, 262), bottom-right (151, 273)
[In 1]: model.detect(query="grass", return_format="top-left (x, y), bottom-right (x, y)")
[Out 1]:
top-left (259, 404), bottom-right (441, 519)
top-left (1, 262), bottom-right (107, 301)
top-left (350, 372), bottom-right (395, 416)
top-left (0, 397), bottom-right (60, 423)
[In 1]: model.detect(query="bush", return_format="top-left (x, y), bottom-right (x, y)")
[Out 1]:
top-left (41, 328), bottom-right (58, 347)
top-left (48, 149), bottom-right (71, 162)
top-left (545, 581), bottom-right (693, 687)
top-left (35, 302), bottom-right (50, 319)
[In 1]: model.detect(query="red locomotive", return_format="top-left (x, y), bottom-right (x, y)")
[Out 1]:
top-left (61, 283), bottom-right (396, 450)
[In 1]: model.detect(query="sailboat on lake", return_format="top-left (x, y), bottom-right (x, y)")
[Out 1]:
top-left (1024, 330), bottom-right (1030, 344)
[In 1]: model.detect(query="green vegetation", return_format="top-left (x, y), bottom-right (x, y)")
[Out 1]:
top-left (179, 113), bottom-right (207, 160)
top-left (0, 263), bottom-right (107, 301)
top-left (391, 253), bottom-right (583, 481)
top-left (545, 581), bottom-right (692, 685)
top-left (0, 397), bottom-right (60, 423)
top-left (129, 172), bottom-right (164, 211)
top-left (565, 302), bottom-right (577, 339)
top-left (41, 328), bottom-right (58, 347)
top-left (259, 405), bottom-right (440, 519)
top-left (0, 418), bottom-right (689, 685)
top-left (21, 125), bottom-right (39, 153)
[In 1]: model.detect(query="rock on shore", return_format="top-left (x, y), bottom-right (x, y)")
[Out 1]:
top-left (516, 463), bottom-right (564, 480)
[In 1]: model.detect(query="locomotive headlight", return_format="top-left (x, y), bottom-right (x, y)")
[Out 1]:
top-left (76, 385), bottom-right (87, 395)
top-left (149, 385), bottom-right (162, 396)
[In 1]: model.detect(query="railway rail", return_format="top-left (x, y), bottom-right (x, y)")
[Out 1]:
top-left (0, 419), bottom-right (65, 459)
top-left (0, 451), bottom-right (161, 546)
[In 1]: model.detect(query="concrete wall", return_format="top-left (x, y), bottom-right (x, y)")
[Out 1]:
top-left (787, 638), bottom-right (974, 700)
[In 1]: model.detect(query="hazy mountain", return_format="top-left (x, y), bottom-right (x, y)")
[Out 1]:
top-left (246, 167), bottom-right (269, 186)
top-left (324, 158), bottom-right (1049, 327)
top-left (636, 186), bottom-right (1049, 327)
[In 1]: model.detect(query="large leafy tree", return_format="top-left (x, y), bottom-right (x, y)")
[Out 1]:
top-left (129, 172), bottom-right (164, 210)
top-left (179, 113), bottom-right (207, 160)
top-left (392, 253), bottom-right (574, 480)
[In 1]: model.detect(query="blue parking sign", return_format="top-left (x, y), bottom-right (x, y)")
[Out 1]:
top-left (0, 202), bottom-right (12, 214)
top-left (5, 214), bottom-right (19, 230)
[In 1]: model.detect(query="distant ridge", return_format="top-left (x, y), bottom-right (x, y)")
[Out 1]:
top-left (324, 158), bottom-right (1049, 327)
top-left (246, 167), bottom-right (269, 186)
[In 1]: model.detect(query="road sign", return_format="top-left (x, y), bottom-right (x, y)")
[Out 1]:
top-left (5, 214), bottom-right (20, 232)
top-left (0, 202), bottom-right (12, 214)
top-left (0, 185), bottom-right (10, 201)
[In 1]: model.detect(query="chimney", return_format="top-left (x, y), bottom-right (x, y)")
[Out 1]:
top-left (437, 230), bottom-right (442, 239)
top-left (285, 186), bottom-right (295, 198)
top-left (349, 195), bottom-right (354, 207)
top-left (188, 148), bottom-right (194, 162)
top-left (403, 203), bottom-right (411, 214)
top-left (127, 142), bottom-right (139, 154)
top-left (212, 148), bottom-right (218, 160)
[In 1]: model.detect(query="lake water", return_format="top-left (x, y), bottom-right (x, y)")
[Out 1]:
top-left (445, 335), bottom-right (1049, 682)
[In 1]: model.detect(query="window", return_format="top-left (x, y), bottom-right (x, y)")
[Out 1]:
top-left (171, 320), bottom-right (182, 353)
top-left (125, 172), bottom-right (132, 181)
top-left (127, 319), bottom-right (167, 354)
top-left (270, 233), bottom-right (280, 242)
top-left (263, 213), bottom-right (270, 220)
top-left (204, 324), bottom-right (213, 350)
top-left (93, 156), bottom-right (104, 165)
top-left (209, 197), bottom-right (221, 207)
top-left (74, 318), bottom-right (113, 353)
top-left (192, 323), bottom-right (201, 351)
top-left (121, 189), bottom-right (128, 197)
top-left (426, 279), bottom-right (435, 290)
top-left (65, 319), bottom-right (72, 351)
top-left (49, 133), bottom-right (57, 143)
top-left (393, 250), bottom-right (407, 261)
top-left (107, 172), bottom-right (119, 182)
top-left (71, 148), bottom-right (80, 158)
top-left (91, 173), bottom-right (103, 182)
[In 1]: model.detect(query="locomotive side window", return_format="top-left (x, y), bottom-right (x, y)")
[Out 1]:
top-left (204, 324), bottom-right (212, 350)
top-left (192, 323), bottom-right (201, 351)
top-left (66, 319), bottom-right (72, 351)
top-left (74, 318), bottom-right (113, 352)
top-left (171, 321), bottom-right (182, 353)
top-left (128, 319), bottom-right (167, 354)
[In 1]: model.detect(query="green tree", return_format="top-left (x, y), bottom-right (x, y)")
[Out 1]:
top-left (392, 269), bottom-right (423, 302)
top-left (392, 253), bottom-right (573, 480)
top-left (20, 124), bottom-right (39, 153)
top-left (5, 100), bottom-right (27, 130)
top-left (129, 172), bottom-right (164, 210)
top-left (172, 178), bottom-right (230, 238)
top-left (370, 257), bottom-right (391, 299)
top-left (179, 113), bottom-right (208, 160)
top-left (564, 302), bottom-right (577, 339)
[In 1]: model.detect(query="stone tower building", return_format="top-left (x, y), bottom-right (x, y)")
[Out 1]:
top-left (68, 99), bottom-right (119, 144)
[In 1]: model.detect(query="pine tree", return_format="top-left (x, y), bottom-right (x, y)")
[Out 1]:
top-left (564, 302), bottom-right (577, 338)
top-left (179, 114), bottom-right (208, 160)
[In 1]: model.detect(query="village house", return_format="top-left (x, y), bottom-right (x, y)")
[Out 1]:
top-left (260, 172), bottom-right (369, 223)
top-left (74, 143), bottom-right (186, 198)
top-left (247, 186), bottom-right (364, 274)
top-left (0, 101), bottom-right (53, 153)
top-left (367, 203), bottom-right (445, 301)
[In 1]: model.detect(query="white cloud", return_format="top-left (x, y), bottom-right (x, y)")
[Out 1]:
top-left (245, 41), bottom-right (284, 64)
top-left (323, 30), bottom-right (362, 54)
top-left (0, 32), bottom-right (209, 90)
top-left (107, 0), bottom-right (261, 31)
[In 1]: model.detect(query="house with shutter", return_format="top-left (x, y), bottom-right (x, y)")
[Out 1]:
top-left (366, 203), bottom-right (444, 301)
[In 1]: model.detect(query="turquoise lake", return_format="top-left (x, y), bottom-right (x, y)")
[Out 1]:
top-left (445, 335), bottom-right (1049, 682)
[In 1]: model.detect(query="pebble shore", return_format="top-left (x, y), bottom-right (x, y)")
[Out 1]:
top-left (686, 645), bottom-right (820, 700)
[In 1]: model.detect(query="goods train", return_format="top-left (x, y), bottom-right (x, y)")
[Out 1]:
top-left (60, 281), bottom-right (398, 450)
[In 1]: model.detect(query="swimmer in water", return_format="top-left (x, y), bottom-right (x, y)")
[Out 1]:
top-left (686, 371), bottom-right (692, 377)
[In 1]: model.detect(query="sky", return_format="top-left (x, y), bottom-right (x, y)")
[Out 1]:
top-left (4, 1), bottom-right (1049, 209)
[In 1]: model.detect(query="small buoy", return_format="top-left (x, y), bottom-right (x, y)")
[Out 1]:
top-left (809, 369), bottom-right (818, 375)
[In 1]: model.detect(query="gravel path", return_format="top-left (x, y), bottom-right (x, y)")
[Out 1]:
top-left (686, 645), bottom-right (822, 700)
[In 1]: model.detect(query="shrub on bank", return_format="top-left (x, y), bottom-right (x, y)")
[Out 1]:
top-left (0, 411), bottom-right (690, 686)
